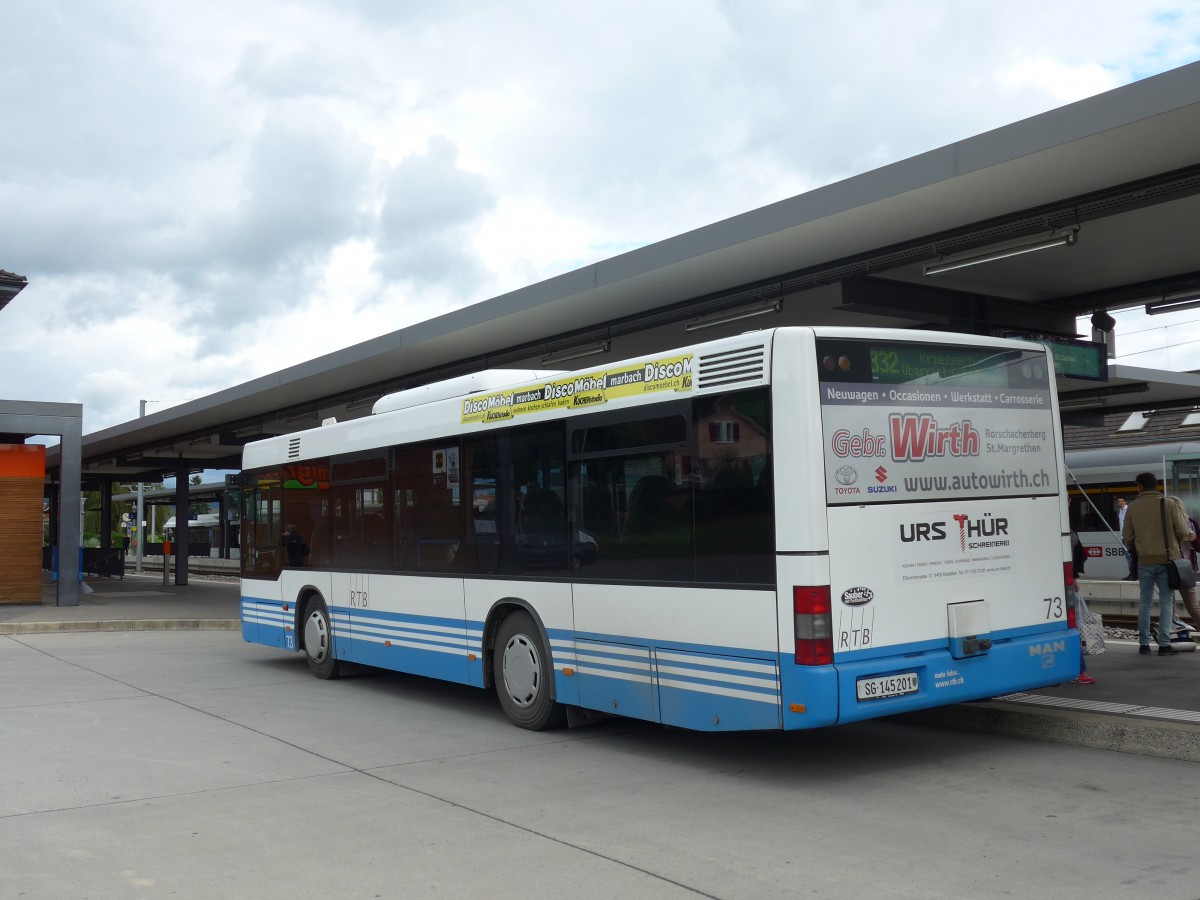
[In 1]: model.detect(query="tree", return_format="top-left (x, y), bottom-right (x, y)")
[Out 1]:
top-left (188, 474), bottom-right (213, 516)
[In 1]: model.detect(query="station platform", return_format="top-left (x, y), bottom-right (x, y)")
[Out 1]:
top-left (0, 572), bottom-right (241, 632)
top-left (2, 572), bottom-right (1197, 761)
top-left (1077, 573), bottom-right (1200, 618)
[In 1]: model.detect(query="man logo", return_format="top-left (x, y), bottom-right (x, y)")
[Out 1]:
top-left (1028, 640), bottom-right (1065, 656)
top-left (835, 466), bottom-right (858, 485)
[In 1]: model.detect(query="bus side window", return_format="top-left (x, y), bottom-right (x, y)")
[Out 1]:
top-left (512, 423), bottom-right (567, 575)
top-left (619, 464), bottom-right (694, 582)
top-left (693, 390), bottom-right (774, 586)
top-left (624, 474), bottom-right (671, 535)
top-left (391, 441), bottom-right (463, 574)
top-left (279, 457), bottom-right (330, 569)
top-left (241, 478), bottom-right (283, 580)
top-left (462, 435), bottom-right (500, 575)
top-left (580, 483), bottom-right (616, 542)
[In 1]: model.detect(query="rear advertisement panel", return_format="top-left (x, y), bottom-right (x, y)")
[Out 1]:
top-left (827, 495), bottom-right (1067, 654)
top-left (815, 339), bottom-right (1061, 504)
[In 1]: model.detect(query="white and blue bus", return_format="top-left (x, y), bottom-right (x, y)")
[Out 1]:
top-left (240, 327), bottom-right (1079, 731)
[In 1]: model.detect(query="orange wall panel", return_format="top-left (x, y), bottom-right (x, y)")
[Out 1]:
top-left (0, 444), bottom-right (46, 478)
top-left (0, 446), bottom-right (46, 604)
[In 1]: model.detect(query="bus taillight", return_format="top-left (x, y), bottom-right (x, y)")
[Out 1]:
top-left (794, 585), bottom-right (833, 666)
top-left (1064, 562), bottom-right (1077, 629)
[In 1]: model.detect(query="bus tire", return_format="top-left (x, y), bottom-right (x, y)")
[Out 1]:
top-left (493, 611), bottom-right (566, 730)
top-left (302, 597), bottom-right (341, 680)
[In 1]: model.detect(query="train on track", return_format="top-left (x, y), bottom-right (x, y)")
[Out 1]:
top-left (1065, 440), bottom-right (1200, 580)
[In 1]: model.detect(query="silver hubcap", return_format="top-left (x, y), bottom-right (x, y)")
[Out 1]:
top-left (305, 610), bottom-right (329, 664)
top-left (502, 633), bottom-right (540, 708)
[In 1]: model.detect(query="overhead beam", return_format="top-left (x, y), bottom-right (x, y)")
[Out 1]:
top-left (1054, 270), bottom-right (1200, 315)
top-left (837, 277), bottom-right (1077, 336)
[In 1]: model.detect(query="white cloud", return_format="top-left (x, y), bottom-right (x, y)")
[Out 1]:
top-left (1000, 58), bottom-right (1123, 104)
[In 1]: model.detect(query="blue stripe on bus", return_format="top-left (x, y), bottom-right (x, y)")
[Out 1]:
top-left (333, 607), bottom-right (483, 686)
top-left (572, 630), bottom-right (774, 660)
top-left (657, 682), bottom-right (782, 731)
top-left (546, 633), bottom-right (582, 705)
top-left (569, 635), bottom-right (782, 729)
top-left (240, 598), bottom-right (290, 649)
top-left (348, 624), bottom-right (470, 651)
top-left (242, 596), bottom-right (1079, 732)
top-left (654, 670), bottom-right (779, 699)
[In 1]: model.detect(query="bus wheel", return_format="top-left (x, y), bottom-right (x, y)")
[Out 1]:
top-left (302, 597), bottom-right (341, 680)
top-left (493, 611), bottom-right (566, 730)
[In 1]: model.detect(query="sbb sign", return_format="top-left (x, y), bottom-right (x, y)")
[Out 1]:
top-left (1076, 532), bottom-right (1130, 579)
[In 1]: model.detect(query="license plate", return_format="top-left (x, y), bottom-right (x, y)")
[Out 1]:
top-left (857, 672), bottom-right (919, 701)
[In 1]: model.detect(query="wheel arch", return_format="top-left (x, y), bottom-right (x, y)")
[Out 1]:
top-left (481, 596), bottom-right (555, 697)
top-left (293, 586), bottom-right (326, 653)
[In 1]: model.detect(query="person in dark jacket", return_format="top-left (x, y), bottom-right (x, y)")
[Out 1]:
top-left (283, 524), bottom-right (307, 567)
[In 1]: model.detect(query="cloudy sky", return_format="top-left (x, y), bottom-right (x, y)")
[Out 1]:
top-left (3, 1), bottom-right (1200, 437)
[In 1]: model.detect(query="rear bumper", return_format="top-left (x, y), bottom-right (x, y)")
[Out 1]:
top-left (780, 628), bottom-right (1080, 729)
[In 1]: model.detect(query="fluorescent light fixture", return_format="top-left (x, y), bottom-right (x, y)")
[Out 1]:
top-left (685, 299), bottom-right (782, 333)
top-left (923, 228), bottom-right (1078, 276)
top-left (1145, 290), bottom-right (1200, 316)
top-left (540, 340), bottom-right (610, 367)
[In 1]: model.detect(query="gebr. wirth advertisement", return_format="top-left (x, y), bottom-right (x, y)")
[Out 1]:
top-left (820, 383), bottom-right (1059, 504)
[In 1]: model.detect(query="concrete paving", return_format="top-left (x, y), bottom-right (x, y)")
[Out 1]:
top-left (2, 571), bottom-right (1197, 761)
top-left (3, 629), bottom-right (1197, 899)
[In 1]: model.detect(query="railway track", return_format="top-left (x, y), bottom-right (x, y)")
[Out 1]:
top-left (1101, 614), bottom-right (1137, 631)
top-left (123, 559), bottom-right (239, 578)
top-left (1094, 611), bottom-right (1199, 639)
